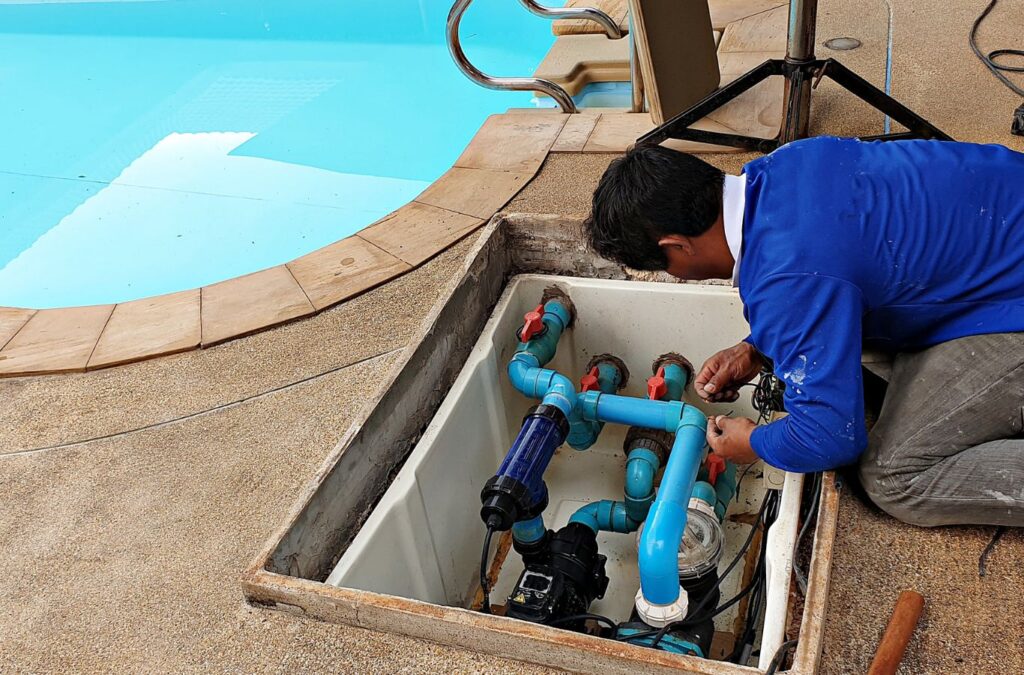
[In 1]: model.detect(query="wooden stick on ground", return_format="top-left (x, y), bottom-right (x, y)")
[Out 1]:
top-left (867, 590), bottom-right (926, 675)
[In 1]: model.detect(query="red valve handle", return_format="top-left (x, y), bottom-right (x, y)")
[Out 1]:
top-left (706, 453), bottom-right (726, 486)
top-left (646, 366), bottom-right (667, 400)
top-left (520, 304), bottom-right (546, 342)
top-left (580, 366), bottom-right (600, 392)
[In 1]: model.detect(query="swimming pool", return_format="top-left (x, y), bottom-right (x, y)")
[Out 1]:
top-left (0, 0), bottom-right (556, 309)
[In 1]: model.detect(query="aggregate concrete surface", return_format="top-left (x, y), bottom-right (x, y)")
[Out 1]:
top-left (4, 0), bottom-right (1024, 672)
top-left (1, 237), bottom-right (552, 674)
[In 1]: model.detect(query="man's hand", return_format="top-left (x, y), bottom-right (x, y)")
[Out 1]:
top-left (695, 342), bottom-right (764, 402)
top-left (707, 415), bottom-right (758, 464)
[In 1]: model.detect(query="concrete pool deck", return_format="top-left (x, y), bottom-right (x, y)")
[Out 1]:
top-left (3, 0), bottom-right (1024, 672)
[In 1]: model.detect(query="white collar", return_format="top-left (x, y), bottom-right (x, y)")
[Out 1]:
top-left (722, 173), bottom-right (747, 287)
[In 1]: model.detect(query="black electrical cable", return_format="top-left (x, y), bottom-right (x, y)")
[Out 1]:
top-left (765, 638), bottom-right (799, 675)
top-left (792, 472), bottom-right (823, 595)
top-left (970, 0), bottom-right (1024, 98)
top-left (479, 526), bottom-right (496, 614)
top-left (727, 492), bottom-right (779, 662)
top-left (978, 525), bottom-right (1007, 577)
top-left (734, 460), bottom-right (759, 497)
top-left (739, 370), bottom-right (786, 424)
top-left (728, 502), bottom-right (775, 663)
top-left (548, 613), bottom-right (619, 632)
top-left (687, 490), bottom-right (776, 619)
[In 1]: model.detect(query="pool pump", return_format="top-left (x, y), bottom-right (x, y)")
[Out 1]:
top-left (505, 522), bottom-right (608, 629)
top-left (477, 287), bottom-right (739, 650)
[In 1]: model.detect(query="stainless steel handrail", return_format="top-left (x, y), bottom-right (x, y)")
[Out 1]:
top-left (517, 0), bottom-right (623, 39)
top-left (447, 0), bottom-right (625, 113)
top-left (628, 13), bottom-right (645, 113)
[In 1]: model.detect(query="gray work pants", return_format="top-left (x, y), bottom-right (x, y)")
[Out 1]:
top-left (858, 332), bottom-right (1024, 527)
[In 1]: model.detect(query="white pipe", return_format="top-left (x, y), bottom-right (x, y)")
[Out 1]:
top-left (758, 472), bottom-right (804, 670)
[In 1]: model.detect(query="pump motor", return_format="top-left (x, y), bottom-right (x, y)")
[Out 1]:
top-left (505, 523), bottom-right (609, 629)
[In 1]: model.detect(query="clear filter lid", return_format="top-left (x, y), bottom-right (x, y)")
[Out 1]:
top-left (636, 507), bottom-right (724, 579)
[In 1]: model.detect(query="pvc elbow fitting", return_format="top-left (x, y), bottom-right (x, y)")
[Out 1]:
top-left (540, 372), bottom-right (576, 418)
top-left (569, 500), bottom-right (638, 534)
top-left (624, 448), bottom-right (659, 522)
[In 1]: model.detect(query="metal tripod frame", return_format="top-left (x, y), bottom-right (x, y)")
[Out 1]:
top-left (637, 0), bottom-right (953, 151)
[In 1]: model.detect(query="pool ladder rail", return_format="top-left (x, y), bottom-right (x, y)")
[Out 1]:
top-left (446, 0), bottom-right (640, 113)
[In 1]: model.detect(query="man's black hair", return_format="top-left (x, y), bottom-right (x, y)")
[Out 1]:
top-left (584, 145), bottom-right (724, 270)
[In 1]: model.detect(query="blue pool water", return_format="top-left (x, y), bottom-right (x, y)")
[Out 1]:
top-left (0, 0), bottom-right (557, 308)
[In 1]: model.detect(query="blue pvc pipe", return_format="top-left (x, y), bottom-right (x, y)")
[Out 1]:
top-left (507, 356), bottom-right (576, 418)
top-left (512, 299), bottom-right (571, 365)
top-left (691, 480), bottom-right (718, 511)
top-left (661, 363), bottom-right (690, 402)
top-left (567, 360), bottom-right (625, 450)
top-left (638, 405), bottom-right (709, 605)
top-left (695, 458), bottom-right (738, 521)
top-left (539, 373), bottom-right (576, 418)
top-left (569, 499), bottom-right (639, 534)
top-left (712, 461), bottom-right (738, 521)
top-left (506, 299), bottom-right (580, 423)
top-left (511, 340), bottom-right (627, 451)
top-left (624, 447), bottom-right (659, 522)
top-left (580, 391), bottom-right (685, 432)
top-left (512, 515), bottom-right (546, 544)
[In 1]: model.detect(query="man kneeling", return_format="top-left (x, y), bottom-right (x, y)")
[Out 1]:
top-left (584, 136), bottom-right (1024, 527)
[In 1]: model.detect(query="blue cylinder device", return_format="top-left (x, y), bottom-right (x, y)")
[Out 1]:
top-left (480, 404), bottom-right (569, 530)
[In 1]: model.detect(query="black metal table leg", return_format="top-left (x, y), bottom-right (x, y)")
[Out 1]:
top-left (635, 0), bottom-right (951, 152)
top-left (820, 59), bottom-right (953, 141)
top-left (637, 60), bottom-right (782, 151)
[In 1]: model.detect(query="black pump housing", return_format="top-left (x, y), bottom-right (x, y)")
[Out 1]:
top-left (505, 523), bottom-right (609, 630)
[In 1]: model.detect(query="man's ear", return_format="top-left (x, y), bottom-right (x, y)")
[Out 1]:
top-left (657, 234), bottom-right (695, 256)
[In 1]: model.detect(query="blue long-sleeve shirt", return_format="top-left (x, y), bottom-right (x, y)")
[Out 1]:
top-left (741, 137), bottom-right (1024, 472)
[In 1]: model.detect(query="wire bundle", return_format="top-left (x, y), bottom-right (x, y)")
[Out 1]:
top-left (969, 0), bottom-right (1024, 135)
top-left (970, 0), bottom-right (1024, 99)
top-left (741, 369), bottom-right (786, 424)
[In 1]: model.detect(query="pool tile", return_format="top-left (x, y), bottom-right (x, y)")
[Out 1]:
top-left (0, 308), bottom-right (36, 351)
top-left (534, 35), bottom-right (631, 96)
top-left (413, 168), bottom-right (532, 219)
top-left (200, 266), bottom-right (315, 347)
top-left (551, 113), bottom-right (603, 152)
top-left (716, 50), bottom-right (784, 75)
top-left (88, 290), bottom-right (201, 369)
top-left (0, 305), bottom-right (114, 376)
top-left (708, 0), bottom-right (787, 31)
top-left (717, 4), bottom-right (788, 53)
top-left (359, 202), bottom-right (483, 267)
top-left (287, 236), bottom-right (411, 311)
top-left (553, 0), bottom-right (629, 36)
top-left (454, 112), bottom-right (568, 173)
top-left (707, 71), bottom-right (784, 138)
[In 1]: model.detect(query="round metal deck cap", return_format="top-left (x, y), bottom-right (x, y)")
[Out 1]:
top-left (824, 37), bottom-right (862, 51)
